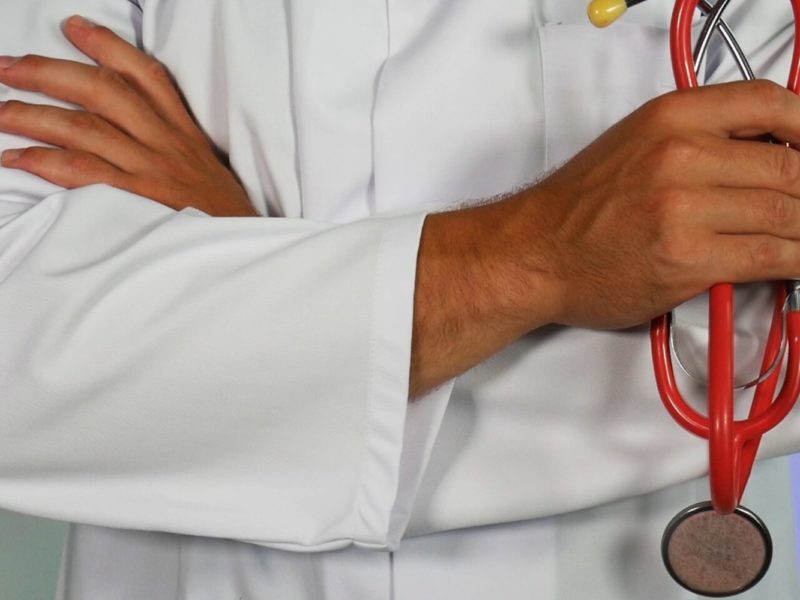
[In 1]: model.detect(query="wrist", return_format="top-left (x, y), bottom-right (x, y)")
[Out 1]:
top-left (491, 186), bottom-right (566, 330)
top-left (410, 189), bottom-right (562, 396)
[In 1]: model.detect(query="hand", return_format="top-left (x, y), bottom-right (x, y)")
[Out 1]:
top-left (413, 81), bottom-right (800, 394)
top-left (0, 15), bottom-right (257, 217)
top-left (516, 80), bottom-right (800, 329)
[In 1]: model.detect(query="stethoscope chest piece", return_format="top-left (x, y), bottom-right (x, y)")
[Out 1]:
top-left (662, 502), bottom-right (772, 597)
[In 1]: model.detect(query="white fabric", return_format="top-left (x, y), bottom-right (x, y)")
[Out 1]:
top-left (0, 0), bottom-right (451, 552)
top-left (0, 0), bottom-right (797, 598)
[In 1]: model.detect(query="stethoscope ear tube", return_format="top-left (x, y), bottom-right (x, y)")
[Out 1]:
top-left (588, 0), bottom-right (756, 81)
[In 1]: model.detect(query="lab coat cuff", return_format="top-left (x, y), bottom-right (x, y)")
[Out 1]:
top-left (351, 213), bottom-right (452, 549)
top-left (385, 381), bottom-right (453, 549)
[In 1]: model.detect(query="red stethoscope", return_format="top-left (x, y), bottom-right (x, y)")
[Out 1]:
top-left (589, 0), bottom-right (800, 595)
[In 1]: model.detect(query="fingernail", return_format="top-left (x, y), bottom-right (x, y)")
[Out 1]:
top-left (70, 16), bottom-right (97, 30)
top-left (1, 149), bottom-right (23, 164)
top-left (0, 56), bottom-right (19, 70)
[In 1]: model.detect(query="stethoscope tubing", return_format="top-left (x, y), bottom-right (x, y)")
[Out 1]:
top-left (652, 0), bottom-right (800, 515)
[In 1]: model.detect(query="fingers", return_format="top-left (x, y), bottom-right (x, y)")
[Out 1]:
top-left (653, 187), bottom-right (800, 283)
top-left (0, 53), bottom-right (167, 147)
top-left (0, 100), bottom-right (148, 172)
top-left (650, 139), bottom-right (800, 237)
top-left (61, 16), bottom-right (204, 142)
top-left (635, 133), bottom-right (800, 201)
top-left (713, 234), bottom-right (800, 283)
top-left (657, 80), bottom-right (800, 144)
top-left (0, 146), bottom-right (131, 190)
top-left (649, 226), bottom-right (800, 291)
top-left (699, 137), bottom-right (800, 192)
top-left (698, 188), bottom-right (800, 238)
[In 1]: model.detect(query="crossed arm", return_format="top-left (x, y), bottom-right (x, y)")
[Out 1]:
top-left (4, 16), bottom-right (800, 399)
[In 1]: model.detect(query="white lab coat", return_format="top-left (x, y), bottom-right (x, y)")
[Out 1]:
top-left (0, 0), bottom-right (799, 598)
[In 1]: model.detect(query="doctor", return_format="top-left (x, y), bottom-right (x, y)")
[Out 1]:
top-left (0, 1), bottom-right (799, 598)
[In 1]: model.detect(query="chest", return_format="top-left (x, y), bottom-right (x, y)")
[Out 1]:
top-left (138, 0), bottom-right (673, 220)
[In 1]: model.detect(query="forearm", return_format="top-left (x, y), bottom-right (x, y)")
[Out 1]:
top-left (410, 189), bottom-right (559, 397)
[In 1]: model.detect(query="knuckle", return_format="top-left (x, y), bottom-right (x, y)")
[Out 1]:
top-left (8, 147), bottom-right (30, 163)
top-left (772, 147), bottom-right (800, 185)
top-left (64, 109), bottom-right (98, 131)
top-left (143, 58), bottom-right (171, 84)
top-left (653, 230), bottom-right (697, 272)
top-left (751, 239), bottom-right (781, 270)
top-left (13, 147), bottom-right (41, 166)
top-left (12, 54), bottom-right (44, 71)
top-left (643, 137), bottom-right (698, 176)
top-left (762, 194), bottom-right (793, 232)
top-left (0, 99), bottom-right (25, 119)
top-left (649, 193), bottom-right (703, 273)
top-left (93, 66), bottom-right (128, 91)
top-left (67, 152), bottom-right (99, 176)
top-left (750, 79), bottom-right (786, 112)
top-left (641, 91), bottom-right (683, 127)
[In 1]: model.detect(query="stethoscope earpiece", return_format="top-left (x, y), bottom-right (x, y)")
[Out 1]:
top-left (587, 0), bottom-right (649, 28)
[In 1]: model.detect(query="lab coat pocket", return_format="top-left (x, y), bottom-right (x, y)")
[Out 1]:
top-left (538, 22), bottom-right (674, 169)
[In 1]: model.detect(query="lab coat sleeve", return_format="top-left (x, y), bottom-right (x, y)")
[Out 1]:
top-left (0, 0), bottom-right (438, 552)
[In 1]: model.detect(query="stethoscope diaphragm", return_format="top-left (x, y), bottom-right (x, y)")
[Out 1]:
top-left (662, 502), bottom-right (772, 597)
